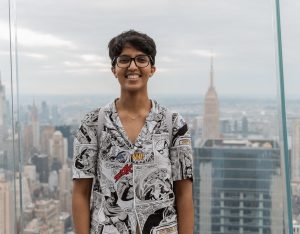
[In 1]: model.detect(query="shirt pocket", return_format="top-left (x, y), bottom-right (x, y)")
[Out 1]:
top-left (152, 133), bottom-right (171, 164)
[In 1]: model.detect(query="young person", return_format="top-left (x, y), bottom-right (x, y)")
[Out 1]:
top-left (72, 30), bottom-right (194, 234)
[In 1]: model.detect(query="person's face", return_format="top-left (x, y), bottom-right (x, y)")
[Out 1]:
top-left (111, 44), bottom-right (156, 93)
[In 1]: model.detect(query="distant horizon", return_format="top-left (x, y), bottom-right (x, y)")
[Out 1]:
top-left (17, 93), bottom-right (300, 99)
top-left (9, 93), bottom-right (299, 108)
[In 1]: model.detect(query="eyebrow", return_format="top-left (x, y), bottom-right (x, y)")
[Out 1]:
top-left (119, 53), bottom-right (147, 57)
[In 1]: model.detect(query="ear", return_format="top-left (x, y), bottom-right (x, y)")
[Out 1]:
top-left (111, 67), bottom-right (117, 78)
top-left (150, 66), bottom-right (156, 77)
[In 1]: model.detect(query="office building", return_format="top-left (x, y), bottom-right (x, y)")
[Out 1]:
top-left (0, 75), bottom-right (5, 128)
top-left (56, 125), bottom-right (73, 159)
top-left (40, 125), bottom-right (55, 156)
top-left (294, 220), bottom-right (300, 234)
top-left (194, 139), bottom-right (284, 234)
top-left (31, 101), bottom-right (40, 150)
top-left (49, 130), bottom-right (68, 166)
top-left (58, 164), bottom-right (71, 213)
top-left (292, 120), bottom-right (300, 182)
top-left (0, 76), bottom-right (6, 149)
top-left (31, 154), bottom-right (49, 183)
top-left (0, 178), bottom-right (13, 234)
top-left (40, 101), bottom-right (50, 125)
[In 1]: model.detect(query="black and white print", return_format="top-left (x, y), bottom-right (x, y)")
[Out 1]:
top-left (72, 100), bottom-right (193, 234)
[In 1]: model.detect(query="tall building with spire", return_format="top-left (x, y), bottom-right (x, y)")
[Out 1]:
top-left (202, 54), bottom-right (220, 140)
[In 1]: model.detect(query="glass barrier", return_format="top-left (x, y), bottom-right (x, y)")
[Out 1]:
top-left (0, 0), bottom-right (20, 233)
top-left (5, 0), bottom-right (294, 233)
top-left (280, 0), bottom-right (300, 232)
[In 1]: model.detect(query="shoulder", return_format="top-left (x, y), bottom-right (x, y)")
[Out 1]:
top-left (154, 100), bottom-right (187, 131)
top-left (80, 107), bottom-right (101, 127)
top-left (152, 100), bottom-right (176, 118)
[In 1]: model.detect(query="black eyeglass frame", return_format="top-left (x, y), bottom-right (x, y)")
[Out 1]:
top-left (112, 55), bottom-right (154, 68)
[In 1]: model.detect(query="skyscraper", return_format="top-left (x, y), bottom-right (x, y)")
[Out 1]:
top-left (49, 131), bottom-right (68, 166)
top-left (0, 75), bottom-right (6, 148)
top-left (292, 120), bottom-right (300, 182)
top-left (56, 125), bottom-right (73, 160)
top-left (58, 164), bottom-right (71, 213)
top-left (40, 101), bottom-right (50, 125)
top-left (202, 54), bottom-right (220, 140)
top-left (0, 178), bottom-right (13, 234)
top-left (31, 101), bottom-right (40, 150)
top-left (0, 75), bottom-right (5, 127)
top-left (31, 153), bottom-right (49, 183)
top-left (242, 115), bottom-right (249, 138)
top-left (40, 125), bottom-right (55, 156)
top-left (193, 139), bottom-right (284, 234)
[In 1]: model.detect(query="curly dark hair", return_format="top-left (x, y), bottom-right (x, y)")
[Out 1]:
top-left (108, 30), bottom-right (156, 67)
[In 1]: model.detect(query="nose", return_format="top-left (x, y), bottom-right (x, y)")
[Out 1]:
top-left (128, 58), bottom-right (138, 70)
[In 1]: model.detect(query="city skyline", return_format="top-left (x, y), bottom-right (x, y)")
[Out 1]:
top-left (1, 63), bottom-right (300, 233)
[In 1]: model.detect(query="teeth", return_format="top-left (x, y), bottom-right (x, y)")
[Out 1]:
top-left (127, 74), bottom-right (140, 79)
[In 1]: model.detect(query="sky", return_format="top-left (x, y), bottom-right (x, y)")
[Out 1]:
top-left (0, 0), bottom-right (299, 98)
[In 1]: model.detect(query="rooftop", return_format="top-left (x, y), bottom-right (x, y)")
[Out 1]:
top-left (199, 139), bottom-right (279, 149)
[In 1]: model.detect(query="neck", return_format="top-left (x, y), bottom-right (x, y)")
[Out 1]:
top-left (117, 91), bottom-right (150, 113)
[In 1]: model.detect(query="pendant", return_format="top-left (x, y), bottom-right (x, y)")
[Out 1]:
top-left (132, 151), bottom-right (145, 162)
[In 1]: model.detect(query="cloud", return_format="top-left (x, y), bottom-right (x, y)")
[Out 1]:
top-left (64, 68), bottom-right (109, 74)
top-left (190, 50), bottom-right (217, 57)
top-left (18, 27), bottom-right (77, 49)
top-left (158, 57), bottom-right (177, 63)
top-left (63, 58), bottom-right (109, 69)
top-left (62, 54), bottom-right (110, 74)
top-left (80, 54), bottom-right (106, 62)
top-left (0, 21), bottom-right (77, 49)
top-left (21, 52), bottom-right (47, 59)
top-left (155, 68), bottom-right (170, 73)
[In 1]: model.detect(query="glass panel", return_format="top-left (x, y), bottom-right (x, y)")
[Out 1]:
top-left (15, 0), bottom-right (292, 233)
top-left (280, 0), bottom-right (300, 231)
top-left (192, 0), bottom-right (292, 233)
top-left (0, 0), bottom-right (19, 233)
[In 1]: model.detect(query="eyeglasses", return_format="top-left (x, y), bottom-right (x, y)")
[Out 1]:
top-left (113, 55), bottom-right (153, 68)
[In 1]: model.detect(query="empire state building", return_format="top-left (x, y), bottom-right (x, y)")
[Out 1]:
top-left (202, 54), bottom-right (220, 140)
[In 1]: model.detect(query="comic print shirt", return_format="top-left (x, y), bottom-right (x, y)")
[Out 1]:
top-left (72, 100), bottom-right (193, 234)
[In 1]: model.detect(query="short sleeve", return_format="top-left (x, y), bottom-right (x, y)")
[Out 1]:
top-left (72, 109), bottom-right (99, 179)
top-left (169, 113), bottom-right (193, 181)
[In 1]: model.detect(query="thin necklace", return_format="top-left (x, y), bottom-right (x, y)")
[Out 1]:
top-left (126, 113), bottom-right (141, 120)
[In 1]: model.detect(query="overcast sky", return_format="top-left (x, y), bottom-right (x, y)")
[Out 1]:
top-left (0, 0), bottom-right (299, 98)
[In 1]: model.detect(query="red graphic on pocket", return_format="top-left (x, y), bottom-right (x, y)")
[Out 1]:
top-left (114, 164), bottom-right (133, 182)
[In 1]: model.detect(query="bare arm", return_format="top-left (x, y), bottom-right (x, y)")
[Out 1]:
top-left (72, 178), bottom-right (93, 234)
top-left (174, 179), bottom-right (194, 234)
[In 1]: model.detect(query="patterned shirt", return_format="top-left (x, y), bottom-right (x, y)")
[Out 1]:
top-left (72, 99), bottom-right (193, 234)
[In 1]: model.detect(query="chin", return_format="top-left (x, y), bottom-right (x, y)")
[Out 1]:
top-left (123, 85), bottom-right (146, 93)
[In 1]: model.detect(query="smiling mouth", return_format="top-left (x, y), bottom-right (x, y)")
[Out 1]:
top-left (125, 74), bottom-right (142, 79)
